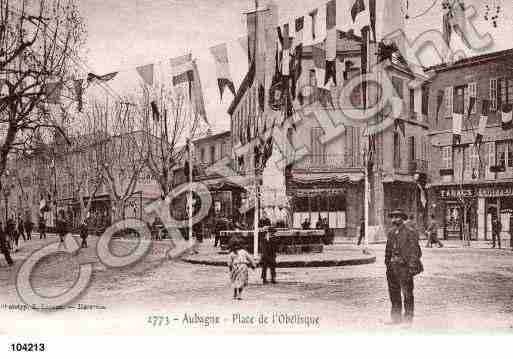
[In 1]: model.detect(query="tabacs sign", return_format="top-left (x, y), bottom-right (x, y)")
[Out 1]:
top-left (439, 186), bottom-right (513, 199)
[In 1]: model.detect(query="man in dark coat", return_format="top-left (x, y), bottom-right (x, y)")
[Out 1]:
top-left (492, 215), bottom-right (502, 249)
top-left (39, 215), bottom-right (47, 240)
top-left (56, 211), bottom-right (68, 244)
top-left (0, 224), bottom-right (13, 267)
top-left (260, 231), bottom-right (277, 284)
top-left (25, 217), bottom-right (33, 241)
top-left (426, 214), bottom-right (443, 248)
top-left (385, 209), bottom-right (423, 325)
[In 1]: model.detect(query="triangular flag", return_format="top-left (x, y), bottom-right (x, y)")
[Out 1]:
top-left (369, 0), bottom-right (377, 41)
top-left (210, 43), bottom-right (236, 100)
top-left (324, 60), bottom-right (336, 86)
top-left (476, 99), bottom-right (489, 145)
top-left (417, 183), bottom-right (427, 208)
top-left (136, 63), bottom-right (154, 86)
top-left (87, 72), bottom-right (118, 83)
top-left (291, 44), bottom-right (303, 100)
top-left (467, 96), bottom-right (476, 119)
top-left (501, 103), bottom-right (513, 130)
top-left (295, 16), bottom-right (304, 44)
top-left (151, 101), bottom-right (160, 122)
top-left (351, 0), bottom-right (365, 23)
top-left (325, 0), bottom-right (337, 61)
top-left (191, 60), bottom-right (209, 125)
top-left (172, 70), bottom-right (194, 99)
top-left (453, 111), bottom-right (463, 145)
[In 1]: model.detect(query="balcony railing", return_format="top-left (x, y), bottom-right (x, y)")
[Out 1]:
top-left (293, 155), bottom-right (361, 171)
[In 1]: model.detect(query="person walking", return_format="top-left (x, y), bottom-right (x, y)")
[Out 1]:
top-left (6, 216), bottom-right (18, 253)
top-left (426, 214), bottom-right (443, 248)
top-left (301, 217), bottom-right (311, 230)
top-left (492, 215), bottom-right (502, 249)
top-left (38, 215), bottom-right (47, 240)
top-left (0, 223), bottom-right (13, 267)
top-left (228, 237), bottom-right (256, 300)
top-left (385, 209), bottom-right (423, 326)
top-left (79, 220), bottom-right (89, 248)
top-left (24, 217), bottom-right (33, 241)
top-left (16, 215), bottom-right (26, 242)
top-left (56, 211), bottom-right (68, 244)
top-left (260, 230), bottom-right (277, 284)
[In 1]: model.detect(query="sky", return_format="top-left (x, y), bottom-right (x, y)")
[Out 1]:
top-left (80, 0), bottom-right (513, 133)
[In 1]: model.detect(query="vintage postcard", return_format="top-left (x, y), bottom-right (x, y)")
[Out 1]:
top-left (1, 0), bottom-right (513, 346)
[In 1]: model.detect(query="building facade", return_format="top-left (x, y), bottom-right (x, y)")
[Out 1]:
top-left (426, 49), bottom-right (513, 242)
top-left (227, 4), bottom-right (430, 237)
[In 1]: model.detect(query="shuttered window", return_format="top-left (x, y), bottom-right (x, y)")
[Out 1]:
top-left (445, 86), bottom-right (453, 117)
top-left (490, 78), bottom-right (498, 111)
top-left (468, 82), bottom-right (477, 114)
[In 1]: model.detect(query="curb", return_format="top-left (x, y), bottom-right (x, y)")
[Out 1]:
top-left (182, 255), bottom-right (376, 268)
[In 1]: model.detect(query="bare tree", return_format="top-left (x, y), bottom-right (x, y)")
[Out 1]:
top-left (0, 0), bottom-right (86, 182)
top-left (97, 99), bottom-right (148, 222)
top-left (136, 85), bottom-right (203, 198)
top-left (56, 102), bottom-right (107, 224)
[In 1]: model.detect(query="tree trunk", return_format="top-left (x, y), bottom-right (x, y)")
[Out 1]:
top-left (111, 199), bottom-right (125, 223)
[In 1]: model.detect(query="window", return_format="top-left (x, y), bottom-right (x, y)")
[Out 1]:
top-left (391, 77), bottom-right (403, 99)
top-left (309, 9), bottom-right (318, 40)
top-left (468, 82), bottom-right (477, 114)
top-left (490, 78), bottom-right (498, 111)
top-left (408, 136), bottom-right (416, 162)
top-left (421, 85), bottom-right (429, 116)
top-left (445, 86), bottom-right (453, 116)
top-left (441, 146), bottom-right (453, 169)
top-left (497, 140), bottom-right (513, 168)
top-left (453, 85), bottom-right (467, 114)
top-left (393, 132), bottom-right (401, 169)
top-left (487, 141), bottom-right (496, 167)
top-left (409, 88), bottom-right (415, 114)
top-left (497, 142), bottom-right (506, 168)
top-left (499, 78), bottom-right (513, 107)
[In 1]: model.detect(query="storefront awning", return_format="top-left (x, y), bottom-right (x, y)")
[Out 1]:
top-left (290, 172), bottom-right (363, 186)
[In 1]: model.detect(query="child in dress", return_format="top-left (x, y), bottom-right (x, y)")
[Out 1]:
top-left (228, 237), bottom-right (256, 300)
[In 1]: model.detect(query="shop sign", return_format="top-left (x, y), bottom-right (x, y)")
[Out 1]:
top-left (477, 186), bottom-right (513, 198)
top-left (439, 188), bottom-right (474, 199)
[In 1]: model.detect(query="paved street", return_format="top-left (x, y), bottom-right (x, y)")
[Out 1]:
top-left (1, 234), bottom-right (513, 334)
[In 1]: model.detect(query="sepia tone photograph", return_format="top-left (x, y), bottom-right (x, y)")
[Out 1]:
top-left (1, 0), bottom-right (513, 340)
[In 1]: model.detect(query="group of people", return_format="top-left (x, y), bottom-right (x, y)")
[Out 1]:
top-left (0, 215), bottom-right (34, 267)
